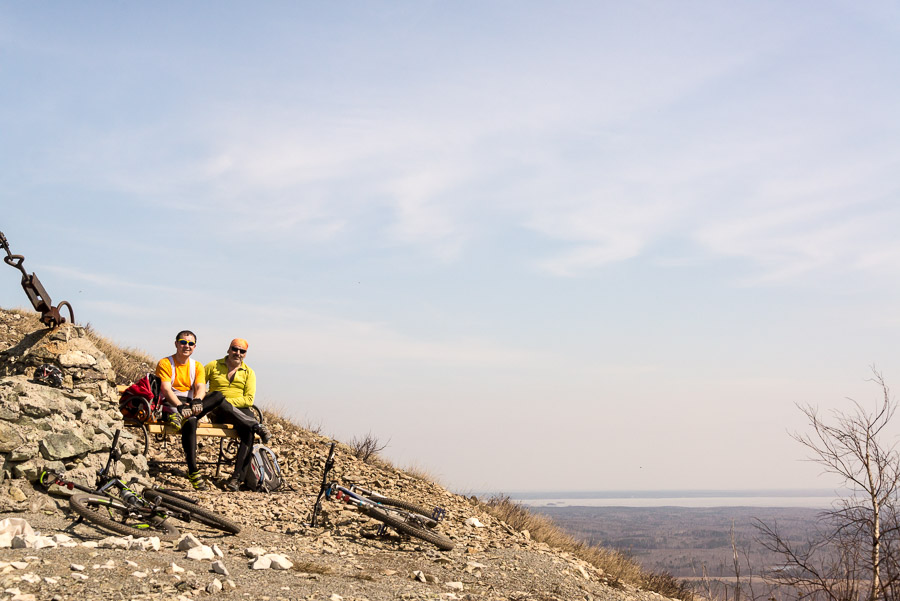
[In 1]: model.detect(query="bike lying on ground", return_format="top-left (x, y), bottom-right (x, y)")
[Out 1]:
top-left (311, 442), bottom-right (454, 551)
top-left (39, 429), bottom-right (240, 540)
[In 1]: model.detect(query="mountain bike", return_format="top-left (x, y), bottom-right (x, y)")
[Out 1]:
top-left (39, 429), bottom-right (240, 540)
top-left (311, 442), bottom-right (454, 551)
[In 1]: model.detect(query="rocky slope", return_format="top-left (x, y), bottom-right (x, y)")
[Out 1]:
top-left (0, 308), bottom-right (675, 601)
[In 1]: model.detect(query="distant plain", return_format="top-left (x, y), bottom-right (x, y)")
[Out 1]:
top-left (506, 491), bottom-right (831, 579)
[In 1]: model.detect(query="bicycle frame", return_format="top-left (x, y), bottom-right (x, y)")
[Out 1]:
top-left (39, 429), bottom-right (187, 525)
top-left (311, 442), bottom-right (446, 525)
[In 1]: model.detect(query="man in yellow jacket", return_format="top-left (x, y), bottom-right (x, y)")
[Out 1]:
top-left (205, 338), bottom-right (270, 491)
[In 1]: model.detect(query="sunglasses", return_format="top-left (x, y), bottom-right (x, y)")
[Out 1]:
top-left (177, 340), bottom-right (196, 347)
top-left (230, 346), bottom-right (247, 354)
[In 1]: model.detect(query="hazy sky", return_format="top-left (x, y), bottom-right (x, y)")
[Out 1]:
top-left (3, 2), bottom-right (900, 494)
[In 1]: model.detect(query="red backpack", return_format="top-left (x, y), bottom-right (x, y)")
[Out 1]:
top-left (119, 373), bottom-right (163, 423)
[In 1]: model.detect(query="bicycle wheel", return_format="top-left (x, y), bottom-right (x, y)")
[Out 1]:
top-left (144, 489), bottom-right (241, 535)
top-left (69, 493), bottom-right (180, 540)
top-left (368, 496), bottom-right (439, 528)
top-left (360, 505), bottom-right (454, 551)
top-left (135, 423), bottom-right (150, 456)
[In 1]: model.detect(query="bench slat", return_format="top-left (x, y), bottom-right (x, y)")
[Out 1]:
top-left (144, 422), bottom-right (238, 438)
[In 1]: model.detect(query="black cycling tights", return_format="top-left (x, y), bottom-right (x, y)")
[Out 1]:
top-left (209, 402), bottom-right (258, 481)
top-left (180, 392), bottom-right (226, 473)
top-left (180, 391), bottom-right (259, 477)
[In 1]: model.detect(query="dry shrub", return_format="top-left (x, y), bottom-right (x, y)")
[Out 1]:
top-left (82, 323), bottom-right (156, 385)
top-left (349, 431), bottom-right (388, 463)
top-left (482, 496), bottom-right (692, 601)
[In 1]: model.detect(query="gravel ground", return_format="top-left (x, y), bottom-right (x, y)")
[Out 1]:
top-left (0, 506), bottom-right (670, 601)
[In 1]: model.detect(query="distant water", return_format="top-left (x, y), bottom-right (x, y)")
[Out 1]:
top-left (499, 489), bottom-right (845, 509)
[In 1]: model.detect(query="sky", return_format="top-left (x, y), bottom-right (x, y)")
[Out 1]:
top-left (2, 1), bottom-right (900, 494)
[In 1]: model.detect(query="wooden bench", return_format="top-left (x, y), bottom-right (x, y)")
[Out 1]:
top-left (118, 385), bottom-right (253, 478)
top-left (124, 419), bottom-right (249, 479)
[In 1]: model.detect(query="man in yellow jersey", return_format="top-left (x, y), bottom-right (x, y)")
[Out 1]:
top-left (205, 338), bottom-right (270, 491)
top-left (155, 330), bottom-right (224, 491)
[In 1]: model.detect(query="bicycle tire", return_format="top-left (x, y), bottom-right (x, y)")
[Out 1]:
top-left (361, 505), bottom-right (454, 551)
top-left (136, 423), bottom-right (150, 456)
top-left (144, 489), bottom-right (241, 535)
top-left (69, 493), bottom-right (180, 540)
top-left (369, 496), bottom-right (439, 528)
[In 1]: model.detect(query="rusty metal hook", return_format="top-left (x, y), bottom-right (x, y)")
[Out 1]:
top-left (0, 230), bottom-right (75, 329)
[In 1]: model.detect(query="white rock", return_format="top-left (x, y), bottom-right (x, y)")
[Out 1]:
top-left (207, 578), bottom-right (223, 593)
top-left (250, 556), bottom-right (272, 570)
top-left (186, 545), bottom-right (216, 561)
top-left (51, 534), bottom-right (74, 544)
top-left (244, 546), bottom-right (266, 558)
top-left (212, 544), bottom-right (224, 558)
top-left (446, 581), bottom-right (465, 591)
top-left (11, 561), bottom-right (28, 570)
top-left (169, 562), bottom-right (185, 574)
top-left (71, 573), bottom-right (88, 580)
top-left (413, 570), bottom-right (427, 582)
top-left (0, 518), bottom-right (34, 537)
top-left (32, 536), bottom-right (57, 550)
top-left (465, 517), bottom-right (485, 528)
top-left (265, 554), bottom-right (293, 570)
top-left (329, 595), bottom-right (343, 601)
top-left (0, 532), bottom-right (12, 548)
top-left (176, 533), bottom-right (203, 551)
top-left (81, 541), bottom-right (98, 548)
top-left (70, 564), bottom-right (85, 572)
top-left (211, 560), bottom-right (230, 576)
top-left (20, 573), bottom-right (40, 584)
top-left (132, 571), bottom-right (148, 578)
top-left (130, 537), bottom-right (161, 552)
top-left (98, 536), bottom-right (130, 549)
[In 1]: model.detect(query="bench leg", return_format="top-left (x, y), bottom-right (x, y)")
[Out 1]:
top-left (216, 438), bottom-right (226, 479)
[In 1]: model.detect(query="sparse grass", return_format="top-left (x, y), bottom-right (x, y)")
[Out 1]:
top-left (258, 400), bottom-right (324, 435)
top-left (7, 307), bottom-right (43, 324)
top-left (482, 495), bottom-right (693, 601)
top-left (82, 323), bottom-right (156, 385)
top-left (292, 561), bottom-right (333, 575)
top-left (402, 462), bottom-right (438, 483)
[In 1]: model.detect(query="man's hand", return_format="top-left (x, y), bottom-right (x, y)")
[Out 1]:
top-left (178, 404), bottom-right (193, 419)
top-left (191, 400), bottom-right (203, 416)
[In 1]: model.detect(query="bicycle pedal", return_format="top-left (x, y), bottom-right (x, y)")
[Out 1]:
top-left (377, 524), bottom-right (388, 537)
top-left (432, 507), bottom-right (447, 522)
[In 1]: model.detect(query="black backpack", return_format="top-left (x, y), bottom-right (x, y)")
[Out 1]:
top-left (244, 444), bottom-right (283, 492)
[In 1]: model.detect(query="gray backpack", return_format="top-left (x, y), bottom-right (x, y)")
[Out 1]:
top-left (244, 443), bottom-right (283, 492)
